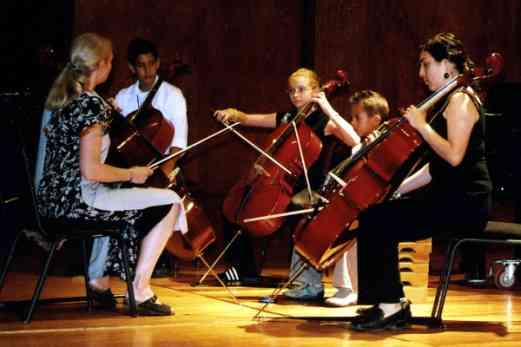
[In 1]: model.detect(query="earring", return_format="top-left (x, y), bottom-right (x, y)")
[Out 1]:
top-left (444, 72), bottom-right (450, 79)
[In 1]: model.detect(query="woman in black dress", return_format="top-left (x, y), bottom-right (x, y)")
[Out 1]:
top-left (351, 32), bottom-right (492, 331)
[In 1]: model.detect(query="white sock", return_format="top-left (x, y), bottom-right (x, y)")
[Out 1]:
top-left (378, 303), bottom-right (401, 318)
top-left (333, 287), bottom-right (352, 297)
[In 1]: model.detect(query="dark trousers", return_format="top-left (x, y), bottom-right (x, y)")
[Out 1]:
top-left (357, 196), bottom-right (488, 305)
top-left (222, 219), bottom-right (260, 277)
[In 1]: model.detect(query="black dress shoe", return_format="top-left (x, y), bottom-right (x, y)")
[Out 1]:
top-left (135, 296), bottom-right (173, 316)
top-left (355, 304), bottom-right (380, 317)
top-left (90, 288), bottom-right (117, 309)
top-left (355, 299), bottom-right (411, 318)
top-left (351, 301), bottom-right (411, 331)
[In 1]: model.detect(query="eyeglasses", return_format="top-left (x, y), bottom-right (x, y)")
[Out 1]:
top-left (287, 86), bottom-right (311, 95)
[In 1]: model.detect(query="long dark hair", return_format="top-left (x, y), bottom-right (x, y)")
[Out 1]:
top-left (420, 32), bottom-right (474, 74)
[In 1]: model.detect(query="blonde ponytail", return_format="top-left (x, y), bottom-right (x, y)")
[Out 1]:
top-left (45, 33), bottom-right (112, 110)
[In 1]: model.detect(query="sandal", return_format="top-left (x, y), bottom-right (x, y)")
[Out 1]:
top-left (123, 294), bottom-right (156, 306)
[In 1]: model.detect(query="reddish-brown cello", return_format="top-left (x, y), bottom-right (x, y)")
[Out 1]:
top-left (293, 53), bottom-right (504, 271)
top-left (105, 63), bottom-right (217, 260)
top-left (126, 78), bottom-right (175, 153)
top-left (165, 170), bottom-right (216, 261)
top-left (106, 104), bottom-right (173, 188)
top-left (107, 102), bottom-right (217, 259)
top-left (222, 70), bottom-right (350, 237)
top-left (106, 61), bottom-right (191, 188)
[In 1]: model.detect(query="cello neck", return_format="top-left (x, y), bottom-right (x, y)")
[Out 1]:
top-left (416, 75), bottom-right (460, 112)
top-left (129, 77), bottom-right (164, 123)
top-left (258, 103), bottom-right (316, 164)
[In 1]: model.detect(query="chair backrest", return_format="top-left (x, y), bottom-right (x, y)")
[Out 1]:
top-left (34, 109), bottom-right (52, 190)
top-left (13, 109), bottom-right (49, 237)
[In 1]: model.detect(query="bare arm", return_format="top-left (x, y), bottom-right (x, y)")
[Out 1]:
top-left (79, 124), bottom-right (153, 183)
top-left (240, 113), bottom-right (277, 128)
top-left (213, 108), bottom-right (277, 128)
top-left (404, 92), bottom-right (479, 167)
top-left (313, 92), bottom-right (360, 147)
top-left (395, 163), bottom-right (432, 195)
top-left (324, 117), bottom-right (360, 147)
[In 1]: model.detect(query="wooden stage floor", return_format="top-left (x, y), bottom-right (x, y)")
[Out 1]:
top-left (1, 266), bottom-right (521, 347)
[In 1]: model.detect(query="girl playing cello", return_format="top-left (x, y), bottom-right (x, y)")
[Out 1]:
top-left (212, 68), bottom-right (359, 292)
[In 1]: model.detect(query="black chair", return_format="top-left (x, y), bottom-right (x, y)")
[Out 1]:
top-left (0, 217), bottom-right (138, 323)
top-left (0, 111), bottom-right (137, 323)
top-left (426, 220), bottom-right (521, 328)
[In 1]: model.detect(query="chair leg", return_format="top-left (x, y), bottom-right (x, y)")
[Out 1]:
top-left (430, 239), bottom-right (454, 319)
top-left (431, 239), bottom-right (464, 324)
top-left (81, 239), bottom-right (93, 312)
top-left (116, 235), bottom-right (136, 316)
top-left (24, 239), bottom-right (61, 324)
top-left (0, 230), bottom-right (22, 293)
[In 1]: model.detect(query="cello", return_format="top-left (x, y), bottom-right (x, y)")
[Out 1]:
top-left (126, 77), bottom-right (175, 153)
top-left (108, 104), bottom-right (217, 261)
top-left (104, 65), bottom-right (217, 261)
top-left (293, 53), bottom-right (504, 271)
top-left (222, 70), bottom-right (350, 237)
top-left (165, 168), bottom-right (216, 261)
top-left (106, 59), bottom-right (192, 188)
top-left (105, 101), bottom-right (173, 188)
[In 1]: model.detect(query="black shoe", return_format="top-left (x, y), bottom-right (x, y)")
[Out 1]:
top-left (123, 294), bottom-right (156, 306)
top-left (135, 296), bottom-right (173, 316)
top-left (90, 288), bottom-right (117, 309)
top-left (242, 275), bottom-right (264, 286)
top-left (354, 304), bottom-right (380, 320)
top-left (355, 298), bottom-right (411, 317)
top-left (218, 266), bottom-right (242, 286)
top-left (351, 301), bottom-right (411, 331)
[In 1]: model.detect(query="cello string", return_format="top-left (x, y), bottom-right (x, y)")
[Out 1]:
top-left (327, 171), bottom-right (347, 188)
top-left (291, 120), bottom-right (314, 203)
top-left (129, 95), bottom-right (141, 124)
top-left (130, 78), bottom-right (160, 123)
